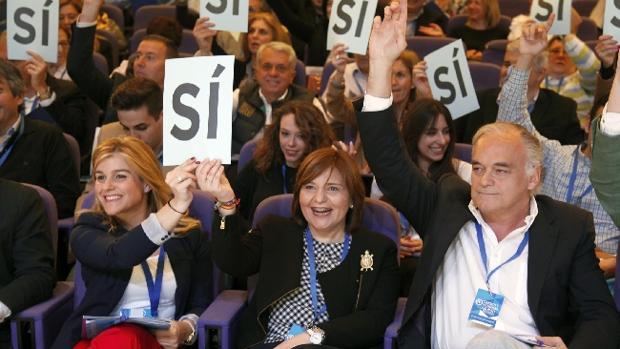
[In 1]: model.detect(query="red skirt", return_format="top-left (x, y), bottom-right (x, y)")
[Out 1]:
top-left (73, 323), bottom-right (162, 349)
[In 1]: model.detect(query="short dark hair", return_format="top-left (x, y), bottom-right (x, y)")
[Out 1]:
top-left (146, 16), bottom-right (183, 48)
top-left (292, 148), bottom-right (365, 233)
top-left (111, 77), bottom-right (162, 119)
top-left (141, 34), bottom-right (178, 59)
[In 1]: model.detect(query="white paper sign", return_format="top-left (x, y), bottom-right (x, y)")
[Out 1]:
top-left (603, 0), bottom-right (620, 41)
top-left (425, 40), bottom-right (479, 119)
top-left (530, 0), bottom-right (572, 35)
top-left (327, 0), bottom-right (378, 55)
top-left (7, 0), bottom-right (59, 63)
top-left (200, 0), bottom-right (248, 33)
top-left (163, 56), bottom-right (234, 166)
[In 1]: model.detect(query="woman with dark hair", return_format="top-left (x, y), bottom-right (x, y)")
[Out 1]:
top-left (197, 147), bottom-right (399, 348)
top-left (52, 137), bottom-right (211, 349)
top-left (235, 100), bottom-right (336, 221)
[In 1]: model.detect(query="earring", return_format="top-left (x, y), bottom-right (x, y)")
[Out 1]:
top-left (349, 204), bottom-right (354, 209)
top-left (144, 185), bottom-right (151, 193)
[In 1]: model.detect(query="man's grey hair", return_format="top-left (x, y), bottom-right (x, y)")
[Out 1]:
top-left (0, 59), bottom-right (24, 97)
top-left (472, 122), bottom-right (543, 177)
top-left (255, 41), bottom-right (297, 69)
top-left (506, 39), bottom-right (548, 73)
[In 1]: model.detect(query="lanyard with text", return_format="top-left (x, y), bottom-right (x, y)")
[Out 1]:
top-left (304, 227), bottom-right (350, 322)
top-left (281, 165), bottom-right (288, 193)
top-left (566, 147), bottom-right (593, 204)
top-left (140, 246), bottom-right (166, 318)
top-left (475, 223), bottom-right (529, 289)
top-left (0, 116), bottom-right (25, 167)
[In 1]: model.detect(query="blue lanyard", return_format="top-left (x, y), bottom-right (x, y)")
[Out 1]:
top-left (140, 246), bottom-right (166, 317)
top-left (304, 227), bottom-right (350, 322)
top-left (281, 164), bottom-right (288, 194)
top-left (565, 147), bottom-right (593, 204)
top-left (0, 116), bottom-right (24, 167)
top-left (475, 223), bottom-right (529, 287)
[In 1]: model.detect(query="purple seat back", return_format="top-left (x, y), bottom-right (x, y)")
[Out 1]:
top-left (482, 39), bottom-right (508, 67)
top-left (320, 62), bottom-right (336, 95)
top-left (63, 133), bottom-right (80, 177)
top-left (455, 143), bottom-right (473, 163)
top-left (93, 52), bottom-right (110, 76)
top-left (237, 139), bottom-right (259, 174)
top-left (133, 5), bottom-right (176, 32)
top-left (469, 62), bottom-right (501, 91)
top-left (406, 36), bottom-right (456, 59)
top-left (101, 3), bottom-right (125, 32)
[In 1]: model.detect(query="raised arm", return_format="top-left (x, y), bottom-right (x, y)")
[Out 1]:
top-left (564, 34), bottom-right (601, 96)
top-left (356, 1), bottom-right (438, 235)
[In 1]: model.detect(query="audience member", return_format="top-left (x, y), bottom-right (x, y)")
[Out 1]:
top-left (454, 39), bottom-right (584, 145)
top-left (405, 0), bottom-right (449, 38)
top-left (68, 0), bottom-right (178, 123)
top-left (542, 34), bottom-right (600, 127)
top-left (49, 27), bottom-right (72, 81)
top-left (357, 3), bottom-right (619, 347)
top-left (0, 179), bottom-right (56, 347)
top-left (53, 137), bottom-right (211, 349)
top-left (0, 60), bottom-right (79, 218)
top-left (594, 34), bottom-right (618, 81)
top-left (235, 100), bottom-right (335, 221)
top-left (498, 34), bottom-right (618, 276)
top-left (231, 41), bottom-right (326, 154)
top-left (200, 147), bottom-right (399, 348)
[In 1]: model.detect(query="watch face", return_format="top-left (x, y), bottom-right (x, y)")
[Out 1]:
top-left (310, 333), bottom-right (322, 344)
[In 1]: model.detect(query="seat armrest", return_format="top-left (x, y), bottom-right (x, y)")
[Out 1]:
top-left (197, 290), bottom-right (248, 349)
top-left (384, 297), bottom-right (407, 348)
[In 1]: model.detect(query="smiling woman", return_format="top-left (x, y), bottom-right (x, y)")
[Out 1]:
top-left (234, 100), bottom-right (335, 221)
top-left (198, 147), bottom-right (399, 348)
top-left (52, 137), bottom-right (211, 349)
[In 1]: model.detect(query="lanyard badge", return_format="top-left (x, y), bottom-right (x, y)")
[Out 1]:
top-left (468, 223), bottom-right (529, 328)
top-left (140, 246), bottom-right (166, 318)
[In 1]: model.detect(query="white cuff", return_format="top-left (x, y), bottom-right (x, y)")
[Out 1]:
top-left (76, 16), bottom-right (97, 27)
top-left (600, 103), bottom-right (620, 136)
top-left (141, 213), bottom-right (174, 245)
top-left (0, 300), bottom-right (11, 323)
top-left (362, 93), bottom-right (393, 112)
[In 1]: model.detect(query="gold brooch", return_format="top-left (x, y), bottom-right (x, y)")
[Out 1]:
top-left (360, 250), bottom-right (374, 271)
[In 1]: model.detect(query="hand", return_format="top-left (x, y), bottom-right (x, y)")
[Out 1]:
top-left (599, 257), bottom-right (616, 278)
top-left (193, 17), bottom-right (217, 55)
top-left (418, 23), bottom-right (445, 37)
top-left (534, 336), bottom-right (567, 349)
top-left (329, 43), bottom-right (354, 74)
top-left (465, 49), bottom-right (483, 61)
top-left (80, 0), bottom-right (104, 23)
top-left (25, 50), bottom-right (49, 94)
top-left (399, 237), bottom-right (423, 258)
top-left (332, 140), bottom-right (357, 157)
top-left (368, 0), bottom-right (408, 66)
top-left (273, 333), bottom-right (311, 349)
top-left (519, 14), bottom-right (555, 57)
top-left (195, 159), bottom-right (235, 203)
top-left (570, 7), bottom-right (582, 35)
top-left (164, 158), bottom-right (199, 213)
top-left (595, 35), bottom-right (619, 68)
top-left (412, 60), bottom-right (432, 98)
top-left (153, 320), bottom-right (193, 349)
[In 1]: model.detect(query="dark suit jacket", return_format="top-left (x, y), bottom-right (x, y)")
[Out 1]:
top-left (52, 212), bottom-right (212, 349)
top-left (455, 87), bottom-right (584, 145)
top-left (0, 179), bottom-right (56, 346)
top-left (0, 117), bottom-right (80, 218)
top-left (357, 106), bottom-right (620, 349)
top-left (414, 3), bottom-right (449, 36)
top-left (211, 213), bottom-right (400, 349)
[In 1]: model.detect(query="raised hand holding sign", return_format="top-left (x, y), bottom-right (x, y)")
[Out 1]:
top-left (201, 0), bottom-right (249, 33)
top-left (7, 0), bottom-right (59, 63)
top-left (163, 56), bottom-right (235, 166)
top-left (425, 40), bottom-right (479, 119)
top-left (530, 0), bottom-right (572, 35)
top-left (327, 0), bottom-right (379, 55)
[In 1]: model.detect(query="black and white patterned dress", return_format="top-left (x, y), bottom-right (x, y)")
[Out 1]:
top-left (264, 235), bottom-right (347, 343)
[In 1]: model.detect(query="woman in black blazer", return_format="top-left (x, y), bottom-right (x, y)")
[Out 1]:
top-left (53, 137), bottom-right (211, 349)
top-left (197, 147), bottom-right (400, 349)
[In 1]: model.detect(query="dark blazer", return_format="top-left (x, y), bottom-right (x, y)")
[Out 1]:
top-left (455, 87), bottom-right (584, 145)
top-left (52, 212), bottom-right (212, 349)
top-left (67, 24), bottom-right (127, 124)
top-left (357, 106), bottom-right (620, 349)
top-left (0, 179), bottom-right (56, 346)
top-left (0, 117), bottom-right (80, 218)
top-left (413, 2), bottom-right (449, 36)
top-left (211, 213), bottom-right (400, 349)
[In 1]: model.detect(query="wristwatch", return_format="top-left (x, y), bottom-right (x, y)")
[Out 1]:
top-left (181, 320), bottom-right (197, 345)
top-left (36, 86), bottom-right (52, 100)
top-left (306, 326), bottom-right (325, 344)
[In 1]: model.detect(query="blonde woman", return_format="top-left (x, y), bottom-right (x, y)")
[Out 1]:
top-left (53, 137), bottom-right (211, 349)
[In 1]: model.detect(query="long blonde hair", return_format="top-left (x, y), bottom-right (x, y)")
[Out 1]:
top-left (90, 136), bottom-right (200, 233)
